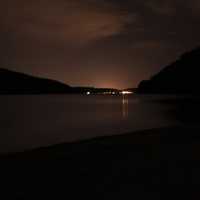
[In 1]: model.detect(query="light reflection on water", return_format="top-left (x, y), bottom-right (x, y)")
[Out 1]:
top-left (0, 94), bottom-right (179, 153)
top-left (122, 95), bottom-right (129, 119)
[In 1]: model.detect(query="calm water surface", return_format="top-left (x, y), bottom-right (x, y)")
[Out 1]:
top-left (0, 94), bottom-right (180, 153)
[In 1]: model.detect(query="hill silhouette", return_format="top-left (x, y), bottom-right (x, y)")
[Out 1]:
top-left (0, 68), bottom-right (119, 94)
top-left (137, 47), bottom-right (200, 94)
top-left (0, 68), bottom-right (73, 94)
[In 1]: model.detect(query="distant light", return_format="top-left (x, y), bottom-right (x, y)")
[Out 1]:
top-left (86, 91), bottom-right (91, 95)
top-left (102, 91), bottom-right (116, 95)
top-left (121, 91), bottom-right (133, 95)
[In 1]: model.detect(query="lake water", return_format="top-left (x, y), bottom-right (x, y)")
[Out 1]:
top-left (0, 94), bottom-right (180, 153)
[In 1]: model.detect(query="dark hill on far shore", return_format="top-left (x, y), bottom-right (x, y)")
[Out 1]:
top-left (0, 68), bottom-right (119, 94)
top-left (0, 68), bottom-right (72, 94)
top-left (137, 47), bottom-right (200, 95)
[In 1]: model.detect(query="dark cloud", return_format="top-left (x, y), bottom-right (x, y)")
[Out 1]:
top-left (1, 0), bottom-right (200, 88)
top-left (144, 0), bottom-right (176, 16)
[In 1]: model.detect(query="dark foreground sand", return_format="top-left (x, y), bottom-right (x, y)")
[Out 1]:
top-left (1, 126), bottom-right (200, 199)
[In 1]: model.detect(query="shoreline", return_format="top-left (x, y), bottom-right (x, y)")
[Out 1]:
top-left (1, 125), bottom-right (200, 160)
top-left (1, 125), bottom-right (200, 199)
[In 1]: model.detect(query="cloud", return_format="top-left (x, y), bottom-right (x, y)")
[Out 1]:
top-left (0, 0), bottom-right (133, 46)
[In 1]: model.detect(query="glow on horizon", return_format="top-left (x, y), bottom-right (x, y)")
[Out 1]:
top-left (121, 91), bottom-right (133, 95)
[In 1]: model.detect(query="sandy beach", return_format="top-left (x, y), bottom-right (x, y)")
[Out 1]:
top-left (1, 125), bottom-right (200, 199)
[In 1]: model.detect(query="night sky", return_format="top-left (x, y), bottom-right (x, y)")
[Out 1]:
top-left (1, 0), bottom-right (200, 89)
